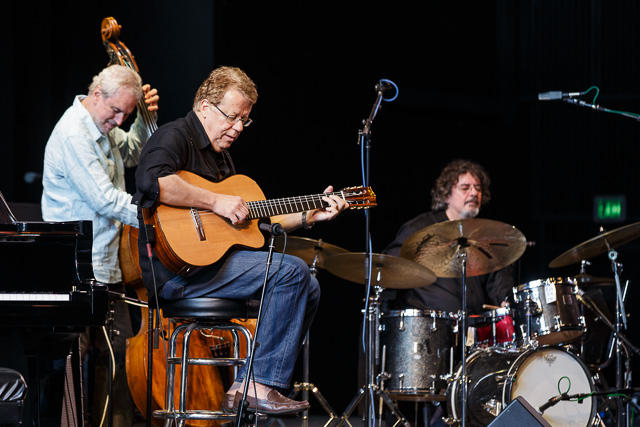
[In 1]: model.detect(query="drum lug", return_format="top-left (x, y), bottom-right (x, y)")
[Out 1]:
top-left (554, 314), bottom-right (562, 331)
top-left (579, 315), bottom-right (586, 328)
top-left (441, 417), bottom-right (457, 425)
top-left (399, 312), bottom-right (405, 331)
top-left (482, 398), bottom-right (502, 417)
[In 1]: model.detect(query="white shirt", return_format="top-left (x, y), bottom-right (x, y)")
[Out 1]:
top-left (42, 95), bottom-right (147, 283)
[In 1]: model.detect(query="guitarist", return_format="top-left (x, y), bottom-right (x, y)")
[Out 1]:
top-left (132, 66), bottom-right (348, 415)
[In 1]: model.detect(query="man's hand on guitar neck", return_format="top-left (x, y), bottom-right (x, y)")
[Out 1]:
top-left (271, 185), bottom-right (349, 231)
top-left (306, 185), bottom-right (349, 224)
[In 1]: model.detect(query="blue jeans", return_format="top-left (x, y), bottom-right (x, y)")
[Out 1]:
top-left (160, 250), bottom-right (320, 389)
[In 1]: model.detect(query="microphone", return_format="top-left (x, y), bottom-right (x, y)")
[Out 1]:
top-left (538, 91), bottom-right (583, 101)
top-left (24, 171), bottom-right (42, 184)
top-left (259, 222), bottom-right (285, 236)
top-left (539, 394), bottom-right (566, 413)
top-left (574, 286), bottom-right (593, 310)
top-left (375, 79), bottom-right (398, 102)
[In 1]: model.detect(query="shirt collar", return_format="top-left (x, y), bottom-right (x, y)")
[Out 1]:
top-left (186, 110), bottom-right (213, 150)
top-left (74, 95), bottom-right (104, 142)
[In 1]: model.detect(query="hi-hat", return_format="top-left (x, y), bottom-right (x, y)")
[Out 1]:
top-left (273, 236), bottom-right (349, 268)
top-left (400, 218), bottom-right (527, 278)
top-left (323, 252), bottom-right (437, 289)
top-left (549, 221), bottom-right (640, 268)
top-left (574, 273), bottom-right (614, 287)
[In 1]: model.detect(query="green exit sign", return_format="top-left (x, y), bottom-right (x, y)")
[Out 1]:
top-left (594, 195), bottom-right (626, 223)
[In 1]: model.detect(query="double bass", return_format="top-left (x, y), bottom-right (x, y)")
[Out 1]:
top-left (102, 17), bottom-right (247, 425)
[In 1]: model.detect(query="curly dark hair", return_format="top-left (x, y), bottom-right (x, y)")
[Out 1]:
top-left (430, 159), bottom-right (491, 210)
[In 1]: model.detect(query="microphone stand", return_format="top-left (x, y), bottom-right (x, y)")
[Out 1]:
top-left (339, 81), bottom-right (403, 427)
top-left (235, 224), bottom-right (283, 427)
top-left (562, 98), bottom-right (640, 121)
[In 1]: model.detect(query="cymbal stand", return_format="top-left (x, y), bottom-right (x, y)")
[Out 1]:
top-left (608, 248), bottom-right (631, 427)
top-left (337, 284), bottom-right (407, 427)
top-left (455, 237), bottom-right (469, 427)
top-left (289, 256), bottom-right (339, 427)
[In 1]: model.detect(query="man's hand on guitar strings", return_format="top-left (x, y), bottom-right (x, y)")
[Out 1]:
top-left (210, 193), bottom-right (249, 225)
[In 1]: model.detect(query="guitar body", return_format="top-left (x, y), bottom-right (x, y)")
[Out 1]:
top-left (149, 171), bottom-right (266, 274)
top-left (147, 170), bottom-right (375, 275)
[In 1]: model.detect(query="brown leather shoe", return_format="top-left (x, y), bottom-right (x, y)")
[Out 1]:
top-left (233, 388), bottom-right (309, 415)
top-left (222, 391), bottom-right (237, 413)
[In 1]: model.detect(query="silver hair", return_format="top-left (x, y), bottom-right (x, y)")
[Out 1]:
top-left (88, 64), bottom-right (142, 100)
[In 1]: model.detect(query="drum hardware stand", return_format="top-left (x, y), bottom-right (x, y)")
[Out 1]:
top-left (288, 259), bottom-right (339, 427)
top-left (608, 248), bottom-right (631, 427)
top-left (337, 285), bottom-right (408, 427)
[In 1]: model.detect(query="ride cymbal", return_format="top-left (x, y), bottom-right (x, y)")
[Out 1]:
top-left (273, 236), bottom-right (349, 268)
top-left (323, 252), bottom-right (437, 289)
top-left (400, 218), bottom-right (527, 278)
top-left (549, 221), bottom-right (640, 268)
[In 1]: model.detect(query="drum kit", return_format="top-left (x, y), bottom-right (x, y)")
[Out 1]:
top-left (276, 218), bottom-right (640, 427)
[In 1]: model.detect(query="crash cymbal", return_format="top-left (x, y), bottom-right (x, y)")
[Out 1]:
top-left (323, 252), bottom-right (437, 289)
top-left (549, 221), bottom-right (640, 268)
top-left (273, 236), bottom-right (349, 268)
top-left (400, 218), bottom-right (527, 278)
top-left (574, 273), bottom-right (614, 286)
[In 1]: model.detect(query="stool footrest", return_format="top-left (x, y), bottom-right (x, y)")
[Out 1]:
top-left (167, 357), bottom-right (246, 366)
top-left (153, 409), bottom-right (237, 421)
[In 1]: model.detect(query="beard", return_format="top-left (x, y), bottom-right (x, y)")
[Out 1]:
top-left (460, 205), bottom-right (480, 219)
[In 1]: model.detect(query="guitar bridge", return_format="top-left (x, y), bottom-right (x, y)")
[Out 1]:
top-left (190, 208), bottom-right (206, 241)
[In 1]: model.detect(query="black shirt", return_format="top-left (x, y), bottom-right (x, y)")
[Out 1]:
top-left (382, 210), bottom-right (514, 314)
top-left (132, 110), bottom-right (235, 294)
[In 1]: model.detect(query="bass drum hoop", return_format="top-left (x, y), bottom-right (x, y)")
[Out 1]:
top-left (502, 347), bottom-right (596, 427)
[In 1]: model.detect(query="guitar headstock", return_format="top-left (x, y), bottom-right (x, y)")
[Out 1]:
top-left (341, 186), bottom-right (377, 209)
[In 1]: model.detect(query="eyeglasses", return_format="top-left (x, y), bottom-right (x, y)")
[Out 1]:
top-left (212, 103), bottom-right (253, 127)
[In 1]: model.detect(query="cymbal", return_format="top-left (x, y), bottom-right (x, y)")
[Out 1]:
top-left (549, 221), bottom-right (640, 268)
top-left (400, 218), bottom-right (527, 278)
top-left (273, 236), bottom-right (349, 268)
top-left (323, 252), bottom-right (437, 289)
top-left (574, 273), bottom-right (614, 287)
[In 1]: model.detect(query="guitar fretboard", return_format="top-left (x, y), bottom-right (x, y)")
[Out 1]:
top-left (247, 192), bottom-right (343, 219)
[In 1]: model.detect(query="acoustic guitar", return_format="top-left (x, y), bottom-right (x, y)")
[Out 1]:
top-left (144, 170), bottom-right (376, 275)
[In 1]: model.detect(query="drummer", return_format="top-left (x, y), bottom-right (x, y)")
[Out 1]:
top-left (383, 159), bottom-right (514, 314)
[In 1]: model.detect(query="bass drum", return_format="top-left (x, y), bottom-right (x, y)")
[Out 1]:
top-left (447, 347), bottom-right (595, 427)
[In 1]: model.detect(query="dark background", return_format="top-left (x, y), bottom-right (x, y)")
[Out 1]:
top-left (3, 0), bottom-right (640, 419)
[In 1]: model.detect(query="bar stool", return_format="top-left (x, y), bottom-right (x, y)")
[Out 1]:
top-left (150, 297), bottom-right (258, 426)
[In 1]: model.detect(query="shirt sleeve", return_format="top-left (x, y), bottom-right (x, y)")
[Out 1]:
top-left (133, 127), bottom-right (190, 209)
top-left (59, 134), bottom-right (138, 226)
top-left (485, 263), bottom-right (516, 306)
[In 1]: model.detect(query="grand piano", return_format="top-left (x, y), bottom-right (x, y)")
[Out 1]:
top-left (0, 201), bottom-right (113, 426)
top-left (0, 219), bottom-right (109, 327)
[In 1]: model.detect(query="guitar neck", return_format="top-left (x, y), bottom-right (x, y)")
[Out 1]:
top-left (247, 192), bottom-right (342, 219)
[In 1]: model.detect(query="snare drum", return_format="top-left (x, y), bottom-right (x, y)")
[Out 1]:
top-left (471, 307), bottom-right (516, 348)
top-left (447, 347), bottom-right (596, 427)
top-left (380, 309), bottom-right (458, 399)
top-left (513, 277), bottom-right (585, 346)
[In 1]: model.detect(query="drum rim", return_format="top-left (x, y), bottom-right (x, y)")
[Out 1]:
top-left (515, 276), bottom-right (576, 292)
top-left (446, 348), bottom-right (521, 422)
top-left (503, 346), bottom-right (596, 425)
top-left (383, 308), bottom-right (458, 319)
